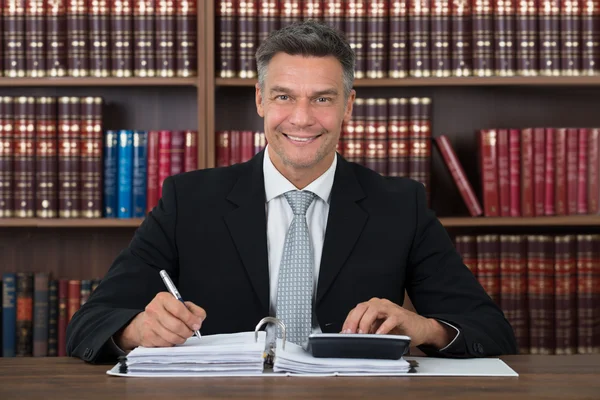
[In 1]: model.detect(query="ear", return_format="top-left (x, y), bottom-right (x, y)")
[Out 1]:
top-left (256, 83), bottom-right (264, 117)
top-left (342, 89), bottom-right (356, 124)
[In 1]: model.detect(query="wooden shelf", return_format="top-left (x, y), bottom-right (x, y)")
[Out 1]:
top-left (0, 77), bottom-right (198, 87)
top-left (0, 218), bottom-right (144, 227)
top-left (215, 76), bottom-right (600, 88)
top-left (0, 216), bottom-right (598, 228)
top-left (439, 216), bottom-right (600, 227)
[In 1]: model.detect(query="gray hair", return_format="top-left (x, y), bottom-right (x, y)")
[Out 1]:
top-left (255, 20), bottom-right (355, 100)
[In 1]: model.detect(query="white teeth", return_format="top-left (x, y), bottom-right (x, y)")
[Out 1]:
top-left (287, 135), bottom-right (315, 142)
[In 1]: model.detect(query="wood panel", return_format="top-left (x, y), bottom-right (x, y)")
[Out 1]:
top-left (0, 78), bottom-right (197, 86)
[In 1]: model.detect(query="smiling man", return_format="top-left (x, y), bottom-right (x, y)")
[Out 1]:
top-left (66, 20), bottom-right (517, 363)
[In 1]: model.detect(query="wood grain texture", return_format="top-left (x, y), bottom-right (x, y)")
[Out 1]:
top-left (0, 356), bottom-right (598, 399)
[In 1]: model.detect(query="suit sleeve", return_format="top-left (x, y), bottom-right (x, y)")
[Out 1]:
top-left (405, 182), bottom-right (518, 358)
top-left (66, 177), bottom-right (180, 364)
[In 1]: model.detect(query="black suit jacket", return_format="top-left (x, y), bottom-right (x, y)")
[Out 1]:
top-left (66, 151), bottom-right (517, 363)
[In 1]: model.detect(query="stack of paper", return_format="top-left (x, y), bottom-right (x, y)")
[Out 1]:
top-left (122, 332), bottom-right (266, 376)
top-left (273, 340), bottom-right (411, 376)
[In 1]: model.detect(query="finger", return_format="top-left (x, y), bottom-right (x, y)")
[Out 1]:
top-left (341, 303), bottom-right (369, 333)
top-left (184, 301), bottom-right (207, 322)
top-left (357, 305), bottom-right (381, 334)
top-left (375, 316), bottom-right (400, 335)
top-left (370, 319), bottom-right (383, 334)
top-left (156, 311), bottom-right (193, 341)
top-left (152, 322), bottom-right (187, 346)
top-left (161, 295), bottom-right (202, 331)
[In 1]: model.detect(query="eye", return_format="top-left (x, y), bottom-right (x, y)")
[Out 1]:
top-left (316, 97), bottom-right (331, 103)
top-left (276, 95), bottom-right (289, 101)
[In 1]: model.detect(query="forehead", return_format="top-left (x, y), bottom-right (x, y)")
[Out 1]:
top-left (264, 53), bottom-right (344, 89)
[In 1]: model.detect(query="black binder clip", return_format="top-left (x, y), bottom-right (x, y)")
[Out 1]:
top-left (254, 316), bottom-right (286, 367)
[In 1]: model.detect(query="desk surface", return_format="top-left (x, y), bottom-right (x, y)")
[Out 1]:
top-left (0, 355), bottom-right (598, 399)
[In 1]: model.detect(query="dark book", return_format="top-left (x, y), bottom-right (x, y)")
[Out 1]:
top-left (13, 97), bottom-right (36, 218)
top-left (408, 0), bottom-right (431, 77)
top-left (67, 0), bottom-right (89, 76)
top-left (89, 0), bottom-right (110, 77)
top-left (493, 0), bottom-right (516, 76)
top-left (258, 0), bottom-right (279, 44)
top-left (216, 0), bottom-right (236, 78)
top-left (387, 97), bottom-right (409, 177)
top-left (26, 0), bottom-right (46, 77)
top-left (576, 234), bottom-right (600, 354)
top-left (303, 0), bottom-right (323, 19)
top-left (280, 0), bottom-right (302, 27)
top-left (58, 97), bottom-right (81, 218)
top-left (103, 130), bottom-right (118, 218)
top-left (4, 0), bottom-right (27, 77)
top-left (134, 0), bottom-right (156, 77)
top-left (57, 279), bottom-right (67, 356)
top-left (237, 0), bottom-right (257, 78)
top-left (133, 130), bottom-right (148, 218)
top-left (35, 97), bottom-right (58, 218)
top-left (47, 280), bottom-right (58, 356)
top-left (16, 272), bottom-right (33, 357)
top-left (111, 0), bottom-right (133, 77)
top-left (80, 279), bottom-right (91, 306)
top-left (324, 0), bottom-right (344, 32)
top-left (176, 0), bottom-right (197, 77)
top-left (366, 0), bottom-right (388, 79)
top-left (472, 0), bottom-right (494, 76)
top-left (477, 234), bottom-right (501, 306)
top-left (539, 0), bottom-right (561, 76)
top-left (156, 0), bottom-right (175, 77)
top-left (0, 97), bottom-right (15, 218)
top-left (408, 97), bottom-right (432, 204)
top-left (554, 235), bottom-right (577, 355)
top-left (431, 0), bottom-right (451, 77)
top-left (33, 272), bottom-right (49, 357)
top-left (2, 273), bottom-right (16, 357)
top-left (560, 0), bottom-right (581, 75)
top-left (515, 0), bottom-right (537, 76)
top-left (581, 0), bottom-right (600, 75)
top-left (80, 97), bottom-right (103, 219)
top-left (46, 0), bottom-right (68, 77)
top-left (450, 0), bottom-right (472, 77)
top-left (345, 0), bottom-right (367, 79)
top-left (388, 0), bottom-right (409, 78)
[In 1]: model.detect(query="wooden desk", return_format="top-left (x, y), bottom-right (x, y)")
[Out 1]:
top-left (0, 355), bottom-right (598, 399)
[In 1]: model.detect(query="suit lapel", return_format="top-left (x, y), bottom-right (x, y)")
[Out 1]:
top-left (316, 156), bottom-right (368, 305)
top-left (224, 151), bottom-right (270, 313)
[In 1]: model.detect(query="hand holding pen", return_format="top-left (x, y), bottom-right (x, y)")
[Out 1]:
top-left (160, 270), bottom-right (202, 338)
top-left (114, 270), bottom-right (206, 351)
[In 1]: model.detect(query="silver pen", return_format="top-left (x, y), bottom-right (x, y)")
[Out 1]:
top-left (159, 269), bottom-right (202, 338)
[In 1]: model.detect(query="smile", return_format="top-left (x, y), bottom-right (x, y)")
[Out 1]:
top-left (283, 133), bottom-right (322, 143)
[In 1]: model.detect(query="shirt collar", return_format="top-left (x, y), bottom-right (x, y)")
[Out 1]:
top-left (263, 144), bottom-right (337, 204)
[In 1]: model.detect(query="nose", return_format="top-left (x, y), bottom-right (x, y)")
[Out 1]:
top-left (288, 98), bottom-right (315, 128)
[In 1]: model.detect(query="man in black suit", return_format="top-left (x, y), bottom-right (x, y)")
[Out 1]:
top-left (67, 20), bottom-right (517, 363)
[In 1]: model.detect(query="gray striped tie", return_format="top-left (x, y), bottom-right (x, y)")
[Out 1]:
top-left (276, 190), bottom-right (317, 346)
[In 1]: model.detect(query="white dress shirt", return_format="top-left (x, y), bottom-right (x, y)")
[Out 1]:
top-left (263, 145), bottom-right (336, 333)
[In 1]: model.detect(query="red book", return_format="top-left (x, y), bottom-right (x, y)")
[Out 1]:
top-left (67, 280), bottom-right (80, 321)
top-left (577, 128), bottom-right (589, 214)
top-left (521, 128), bottom-right (534, 217)
top-left (555, 128), bottom-right (567, 215)
top-left (497, 129), bottom-right (510, 216)
top-left (58, 279), bottom-right (68, 357)
top-left (589, 128), bottom-right (599, 214)
top-left (435, 135), bottom-right (483, 217)
top-left (533, 127), bottom-right (546, 216)
top-left (240, 130), bottom-right (254, 163)
top-left (566, 128), bottom-right (579, 214)
top-left (216, 130), bottom-right (230, 167)
top-left (509, 129), bottom-right (521, 216)
top-left (479, 129), bottom-right (499, 216)
top-left (184, 130), bottom-right (197, 171)
top-left (544, 128), bottom-right (555, 215)
top-left (158, 130), bottom-right (171, 195)
top-left (170, 130), bottom-right (185, 175)
top-left (229, 130), bottom-right (241, 165)
top-left (146, 130), bottom-right (159, 213)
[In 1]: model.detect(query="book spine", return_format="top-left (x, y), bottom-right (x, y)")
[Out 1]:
top-left (521, 128), bottom-right (534, 216)
top-left (35, 97), bottom-right (58, 218)
top-left (387, 98), bottom-right (409, 177)
top-left (26, 0), bottom-right (46, 77)
top-left (431, 0), bottom-right (450, 77)
top-left (132, 130), bottom-right (148, 218)
top-left (539, 0), bottom-right (561, 76)
top-left (4, 0), bottom-right (26, 77)
top-left (346, 0), bottom-right (366, 79)
top-left (456, 235), bottom-right (478, 275)
top-left (408, 0), bottom-right (431, 77)
top-left (2, 273), bottom-right (16, 357)
top-left (450, 0), bottom-right (472, 77)
top-left (435, 135), bottom-right (483, 217)
top-left (375, 98), bottom-right (388, 174)
top-left (408, 97), bottom-right (432, 203)
top-left (237, 0), bottom-right (257, 78)
top-left (57, 279), bottom-right (67, 356)
top-left (217, 0), bottom-right (236, 78)
top-left (258, 0), bottom-right (279, 44)
top-left (497, 129), bottom-right (510, 216)
top-left (13, 96), bottom-right (36, 218)
top-left (577, 128), bottom-right (589, 214)
top-left (67, 0), bottom-right (88, 76)
top-left (581, 0), bottom-right (600, 75)
top-left (516, 0), bottom-right (537, 76)
top-left (216, 131), bottom-right (230, 167)
top-left (89, 0), bottom-right (110, 77)
top-left (229, 130), bottom-right (241, 165)
top-left (156, 0), bottom-right (175, 77)
top-left (477, 234), bottom-right (501, 305)
top-left (554, 235), bottom-right (577, 355)
top-left (480, 129), bottom-right (499, 216)
top-left (367, 0), bottom-right (388, 79)
top-left (589, 128), bottom-right (599, 213)
top-left (533, 127), bottom-right (546, 216)
top-left (555, 128), bottom-right (568, 215)
top-left (576, 234), bottom-right (600, 353)
top-left (352, 98), bottom-right (366, 166)
top-left (80, 97), bottom-right (103, 218)
top-left (67, 280), bottom-right (80, 322)
top-left (146, 130), bottom-right (160, 213)
top-left (47, 280), bottom-right (58, 356)
top-left (176, 0), bottom-right (197, 77)
top-left (79, 279), bottom-right (91, 306)
top-left (134, 0), bottom-right (156, 77)
top-left (494, 0), bottom-right (516, 76)
top-left (0, 97), bottom-right (15, 217)
top-left (32, 272), bottom-right (49, 357)
top-left (566, 128), bottom-right (579, 214)
top-left (323, 0), bottom-right (344, 32)
top-left (388, 0), bottom-right (408, 78)
top-left (184, 130), bottom-right (197, 171)
top-left (303, 0), bottom-right (323, 19)
top-left (473, 0), bottom-right (494, 76)
top-left (158, 130), bottom-right (171, 195)
top-left (117, 130), bottom-right (133, 218)
top-left (46, 0), bottom-right (68, 77)
top-left (507, 235), bottom-right (529, 354)
top-left (239, 130), bottom-right (254, 163)
top-left (59, 96), bottom-right (81, 218)
top-left (544, 128), bottom-right (556, 215)
top-left (280, 0), bottom-right (302, 27)
top-left (509, 129), bottom-right (521, 216)
top-left (103, 130), bottom-right (118, 217)
top-left (111, 0), bottom-right (133, 77)
top-left (561, 0), bottom-right (581, 75)
top-left (170, 130), bottom-right (185, 175)
top-left (364, 99), bottom-right (377, 172)
top-left (16, 272), bottom-right (33, 357)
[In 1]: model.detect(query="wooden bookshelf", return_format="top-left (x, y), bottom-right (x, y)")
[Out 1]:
top-left (0, 78), bottom-right (198, 87)
top-left (0, 219), bottom-right (144, 228)
top-left (215, 76), bottom-right (600, 88)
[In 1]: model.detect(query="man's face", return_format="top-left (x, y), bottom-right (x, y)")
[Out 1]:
top-left (256, 53), bottom-right (355, 174)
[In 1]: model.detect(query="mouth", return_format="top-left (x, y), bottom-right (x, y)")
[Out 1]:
top-left (282, 133), bottom-right (323, 143)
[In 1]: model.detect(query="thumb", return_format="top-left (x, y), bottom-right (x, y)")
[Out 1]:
top-left (184, 301), bottom-right (207, 325)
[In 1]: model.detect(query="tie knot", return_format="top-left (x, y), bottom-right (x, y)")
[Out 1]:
top-left (284, 190), bottom-right (316, 216)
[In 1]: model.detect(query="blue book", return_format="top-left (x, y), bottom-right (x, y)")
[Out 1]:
top-left (132, 130), bottom-right (148, 218)
top-left (2, 273), bottom-right (16, 357)
top-left (103, 131), bottom-right (119, 218)
top-left (117, 130), bottom-right (134, 218)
